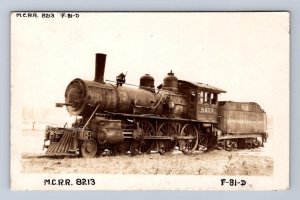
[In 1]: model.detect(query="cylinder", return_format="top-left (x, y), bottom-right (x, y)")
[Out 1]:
top-left (94, 53), bottom-right (107, 83)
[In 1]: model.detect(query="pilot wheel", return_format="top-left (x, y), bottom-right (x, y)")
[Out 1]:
top-left (80, 139), bottom-right (97, 158)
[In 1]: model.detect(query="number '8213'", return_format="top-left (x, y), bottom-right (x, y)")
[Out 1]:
top-left (76, 178), bottom-right (95, 185)
top-left (41, 13), bottom-right (55, 18)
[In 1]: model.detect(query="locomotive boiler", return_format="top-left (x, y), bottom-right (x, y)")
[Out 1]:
top-left (43, 53), bottom-right (268, 158)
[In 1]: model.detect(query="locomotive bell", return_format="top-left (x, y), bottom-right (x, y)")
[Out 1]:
top-left (139, 74), bottom-right (155, 92)
top-left (162, 70), bottom-right (178, 92)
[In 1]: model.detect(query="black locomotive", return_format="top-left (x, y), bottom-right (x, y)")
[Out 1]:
top-left (43, 53), bottom-right (268, 157)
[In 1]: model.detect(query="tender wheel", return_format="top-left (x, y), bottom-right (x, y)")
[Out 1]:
top-left (157, 122), bottom-right (177, 154)
top-left (244, 138), bottom-right (253, 149)
top-left (80, 139), bottom-right (97, 158)
top-left (224, 140), bottom-right (237, 151)
top-left (252, 138), bottom-right (260, 148)
top-left (138, 120), bottom-right (155, 153)
top-left (179, 123), bottom-right (199, 155)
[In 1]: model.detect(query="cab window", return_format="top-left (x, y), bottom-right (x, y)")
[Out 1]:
top-left (190, 90), bottom-right (196, 103)
top-left (211, 93), bottom-right (218, 105)
top-left (204, 92), bottom-right (211, 104)
top-left (198, 91), bottom-right (204, 104)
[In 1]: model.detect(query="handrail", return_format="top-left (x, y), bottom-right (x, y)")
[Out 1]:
top-left (81, 103), bottom-right (100, 135)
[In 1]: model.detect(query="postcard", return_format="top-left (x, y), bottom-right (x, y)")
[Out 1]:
top-left (11, 12), bottom-right (289, 190)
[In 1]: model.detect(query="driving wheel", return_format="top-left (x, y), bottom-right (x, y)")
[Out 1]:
top-left (157, 122), bottom-right (177, 154)
top-left (179, 123), bottom-right (199, 155)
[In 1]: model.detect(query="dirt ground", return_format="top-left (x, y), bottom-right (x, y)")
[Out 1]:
top-left (20, 129), bottom-right (273, 176)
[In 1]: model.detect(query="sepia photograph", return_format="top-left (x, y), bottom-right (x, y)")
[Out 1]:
top-left (10, 12), bottom-right (289, 190)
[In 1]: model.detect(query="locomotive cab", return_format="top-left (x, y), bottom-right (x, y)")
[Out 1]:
top-left (177, 80), bottom-right (226, 122)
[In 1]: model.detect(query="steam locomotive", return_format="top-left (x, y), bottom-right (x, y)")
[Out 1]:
top-left (43, 53), bottom-right (268, 158)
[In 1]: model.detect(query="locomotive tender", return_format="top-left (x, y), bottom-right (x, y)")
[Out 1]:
top-left (43, 53), bottom-right (268, 157)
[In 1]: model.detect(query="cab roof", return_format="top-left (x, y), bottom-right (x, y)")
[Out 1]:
top-left (157, 80), bottom-right (226, 93)
top-left (178, 80), bottom-right (226, 93)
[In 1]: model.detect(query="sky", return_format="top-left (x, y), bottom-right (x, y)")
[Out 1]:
top-left (11, 12), bottom-right (289, 119)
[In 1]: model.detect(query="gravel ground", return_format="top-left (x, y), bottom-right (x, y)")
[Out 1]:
top-left (20, 129), bottom-right (273, 176)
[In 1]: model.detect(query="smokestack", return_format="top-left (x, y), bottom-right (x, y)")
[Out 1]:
top-left (94, 53), bottom-right (107, 83)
